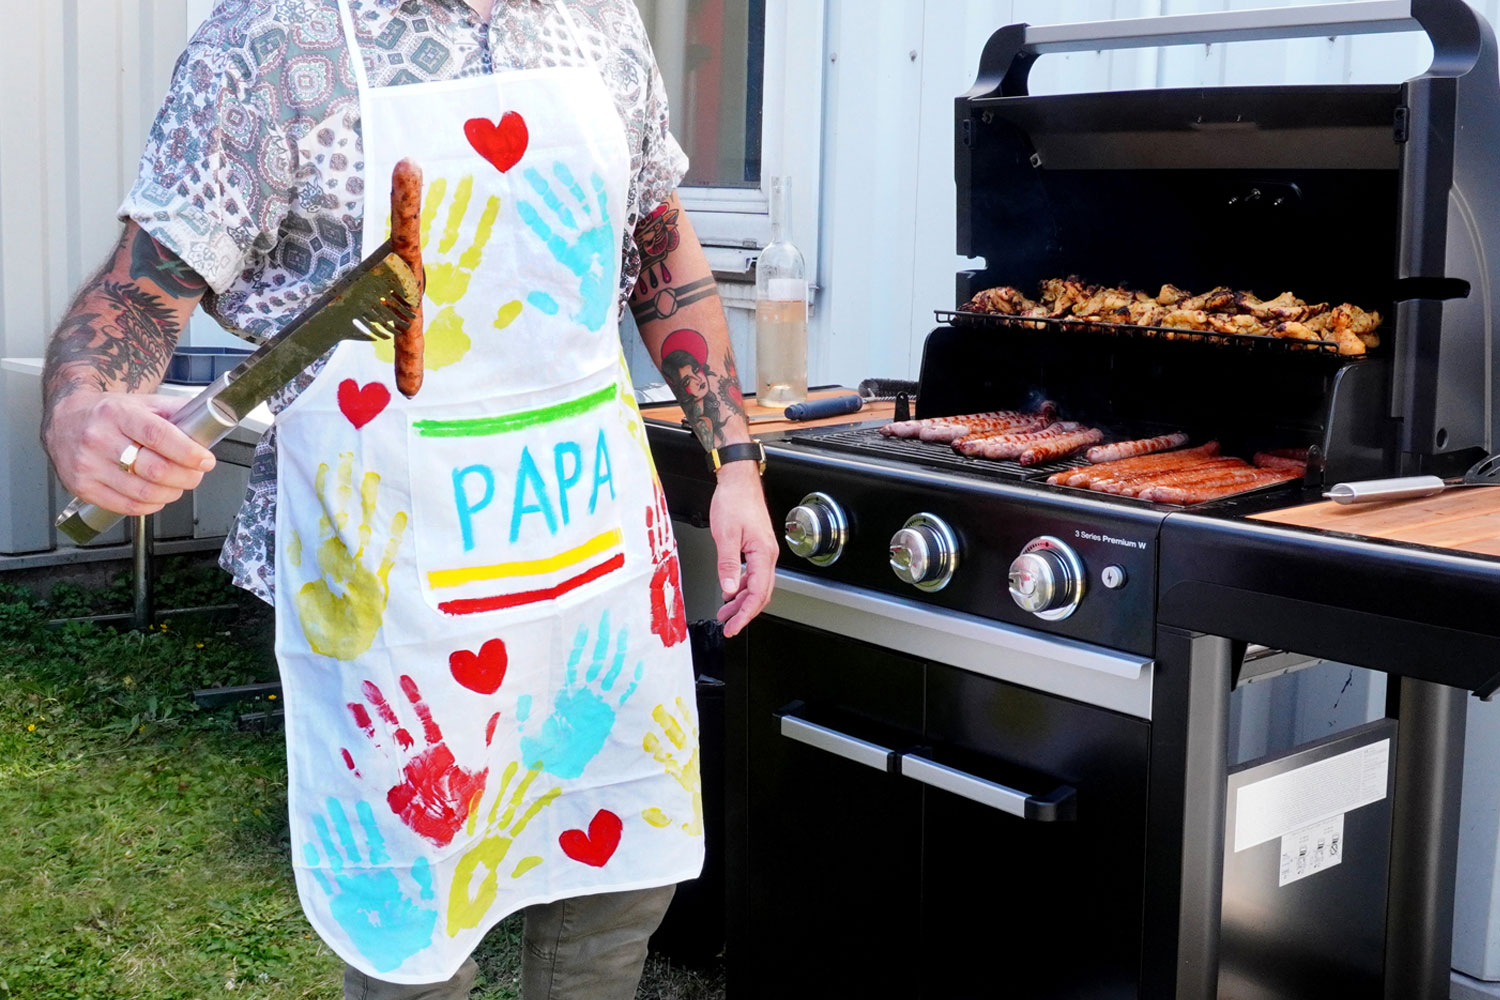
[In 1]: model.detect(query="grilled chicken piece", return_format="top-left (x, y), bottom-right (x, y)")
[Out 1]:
top-left (1072, 286), bottom-right (1135, 317)
top-left (1041, 277), bottom-right (1092, 316)
top-left (966, 286), bottom-right (1036, 315)
top-left (1302, 303), bottom-right (1381, 355)
top-left (1274, 320), bottom-right (1365, 355)
top-left (1160, 308), bottom-right (1213, 332)
top-left (1236, 290), bottom-right (1321, 323)
top-left (1128, 301), bottom-right (1167, 327)
top-left (1207, 313), bottom-right (1272, 337)
top-left (1156, 283), bottom-right (1189, 306)
top-left (1180, 286), bottom-right (1236, 313)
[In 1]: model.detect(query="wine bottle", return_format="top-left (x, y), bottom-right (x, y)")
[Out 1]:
top-left (755, 176), bottom-right (809, 407)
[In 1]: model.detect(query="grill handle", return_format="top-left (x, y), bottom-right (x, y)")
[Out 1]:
top-left (974, 0), bottom-right (1485, 98)
top-left (899, 752), bottom-right (1078, 823)
top-left (777, 712), bottom-right (898, 773)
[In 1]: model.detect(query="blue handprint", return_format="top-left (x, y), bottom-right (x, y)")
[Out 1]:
top-left (516, 609), bottom-right (644, 779)
top-left (304, 798), bottom-right (438, 974)
top-left (516, 163), bottom-right (618, 332)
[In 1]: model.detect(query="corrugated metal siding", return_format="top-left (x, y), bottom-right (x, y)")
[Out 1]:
top-left (0, 0), bottom-right (215, 552)
top-left (0, 0), bottom-right (215, 360)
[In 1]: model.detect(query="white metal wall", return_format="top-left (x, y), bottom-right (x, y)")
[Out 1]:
top-left (0, 0), bottom-right (217, 552)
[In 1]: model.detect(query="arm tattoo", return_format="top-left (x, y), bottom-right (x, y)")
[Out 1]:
top-left (631, 276), bottom-right (718, 325)
top-left (659, 328), bottom-right (748, 452)
top-left (130, 226), bottom-right (207, 298)
top-left (99, 282), bottom-right (179, 389)
top-left (43, 281), bottom-right (182, 409)
top-left (633, 202), bottom-right (682, 296)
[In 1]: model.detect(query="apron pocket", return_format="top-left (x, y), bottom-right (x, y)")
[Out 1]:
top-left (406, 382), bottom-right (640, 621)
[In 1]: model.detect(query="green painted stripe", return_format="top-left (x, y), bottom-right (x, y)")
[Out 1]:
top-left (414, 383), bottom-right (619, 438)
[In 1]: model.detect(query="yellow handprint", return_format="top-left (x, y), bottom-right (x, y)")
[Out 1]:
top-left (290, 453), bottom-right (409, 661)
top-left (447, 760), bottom-right (561, 935)
top-left (641, 698), bottom-right (703, 837)
top-left (374, 175), bottom-right (524, 371)
top-left (615, 352), bottom-right (654, 468)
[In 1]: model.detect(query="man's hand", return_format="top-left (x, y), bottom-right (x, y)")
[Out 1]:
top-left (40, 221), bottom-right (209, 519)
top-left (43, 390), bottom-right (216, 518)
top-left (709, 463), bottom-right (778, 638)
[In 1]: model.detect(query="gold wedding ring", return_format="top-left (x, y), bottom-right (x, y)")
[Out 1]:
top-left (118, 443), bottom-right (142, 475)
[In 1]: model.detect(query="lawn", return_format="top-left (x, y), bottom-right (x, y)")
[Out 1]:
top-left (0, 562), bottom-right (724, 1000)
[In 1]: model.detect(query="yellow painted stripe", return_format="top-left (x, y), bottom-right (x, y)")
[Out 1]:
top-left (428, 529), bottom-right (624, 590)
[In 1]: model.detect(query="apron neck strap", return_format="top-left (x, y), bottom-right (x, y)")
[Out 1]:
top-left (337, 2), bottom-right (598, 89)
top-left (334, 0), bottom-right (374, 95)
top-left (551, 1), bottom-right (604, 76)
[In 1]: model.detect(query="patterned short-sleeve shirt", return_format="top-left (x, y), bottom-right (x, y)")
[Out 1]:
top-left (120, 0), bottom-right (688, 604)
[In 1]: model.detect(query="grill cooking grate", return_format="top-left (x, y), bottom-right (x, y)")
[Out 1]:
top-left (787, 425), bottom-right (1090, 481)
top-left (934, 309), bottom-right (1351, 356)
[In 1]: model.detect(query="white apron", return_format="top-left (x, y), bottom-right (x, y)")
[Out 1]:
top-left (273, 2), bottom-right (702, 983)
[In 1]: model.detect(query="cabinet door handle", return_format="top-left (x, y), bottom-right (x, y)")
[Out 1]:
top-left (900, 753), bottom-right (1077, 822)
top-left (778, 714), bottom-right (898, 774)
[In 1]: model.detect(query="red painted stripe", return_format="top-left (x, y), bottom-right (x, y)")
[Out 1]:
top-left (439, 553), bottom-right (626, 616)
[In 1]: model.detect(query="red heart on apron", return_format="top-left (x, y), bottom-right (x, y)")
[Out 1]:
top-left (464, 112), bottom-right (529, 173)
top-left (559, 809), bottom-right (622, 867)
top-left (449, 638), bottom-right (509, 695)
top-left (337, 379), bottom-right (390, 429)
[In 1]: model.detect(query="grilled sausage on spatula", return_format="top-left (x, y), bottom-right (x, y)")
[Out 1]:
top-left (391, 158), bottom-right (425, 398)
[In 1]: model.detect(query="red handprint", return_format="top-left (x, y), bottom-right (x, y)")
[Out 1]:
top-left (646, 481), bottom-right (688, 648)
top-left (345, 676), bottom-right (498, 848)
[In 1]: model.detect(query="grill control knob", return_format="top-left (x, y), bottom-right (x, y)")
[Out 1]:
top-left (784, 492), bottom-right (849, 566)
top-left (1009, 536), bottom-right (1086, 621)
top-left (889, 514), bottom-right (959, 592)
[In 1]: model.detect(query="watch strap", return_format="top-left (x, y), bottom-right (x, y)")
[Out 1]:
top-left (708, 441), bottom-right (766, 474)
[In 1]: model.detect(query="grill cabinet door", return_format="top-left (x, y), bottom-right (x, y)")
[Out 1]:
top-left (738, 615), bottom-right (924, 999)
top-left (919, 664), bottom-right (1150, 1000)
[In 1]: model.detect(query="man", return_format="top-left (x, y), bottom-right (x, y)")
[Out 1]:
top-left (40, 1), bottom-right (777, 997)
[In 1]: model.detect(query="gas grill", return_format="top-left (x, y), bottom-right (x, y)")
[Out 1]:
top-left (646, 3), bottom-right (1500, 998)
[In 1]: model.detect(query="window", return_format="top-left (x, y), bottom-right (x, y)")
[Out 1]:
top-left (638, 0), bottom-right (765, 189)
top-left (638, 0), bottom-right (824, 295)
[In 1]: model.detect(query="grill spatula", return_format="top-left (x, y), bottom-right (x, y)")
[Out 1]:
top-left (54, 241), bottom-right (419, 545)
top-left (1324, 453), bottom-right (1500, 505)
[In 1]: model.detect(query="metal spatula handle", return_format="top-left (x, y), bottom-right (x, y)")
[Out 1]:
top-left (54, 381), bottom-right (239, 545)
top-left (1324, 476), bottom-right (1450, 504)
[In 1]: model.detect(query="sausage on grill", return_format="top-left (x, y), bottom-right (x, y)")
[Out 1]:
top-left (391, 158), bottom-right (426, 399)
top-left (952, 418), bottom-right (1074, 455)
top-left (978, 423), bottom-right (1083, 461)
top-left (1098, 458), bottom-right (1246, 495)
top-left (1140, 469), bottom-right (1300, 505)
top-left (1086, 433), bottom-right (1189, 464)
top-left (1018, 428), bottom-right (1104, 466)
top-left (1053, 442), bottom-right (1222, 487)
top-left (918, 405), bottom-right (1056, 443)
top-left (1116, 462), bottom-right (1266, 497)
top-left (1254, 451), bottom-right (1308, 473)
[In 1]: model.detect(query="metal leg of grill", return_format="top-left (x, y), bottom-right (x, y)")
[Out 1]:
top-left (131, 514), bottom-right (154, 630)
top-left (1143, 626), bottom-right (1233, 1000)
top-left (1384, 676), bottom-right (1466, 1000)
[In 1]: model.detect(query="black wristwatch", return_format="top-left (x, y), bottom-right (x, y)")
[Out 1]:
top-left (707, 441), bottom-right (766, 475)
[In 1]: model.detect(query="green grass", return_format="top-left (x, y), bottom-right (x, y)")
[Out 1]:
top-left (0, 564), bottom-right (724, 999)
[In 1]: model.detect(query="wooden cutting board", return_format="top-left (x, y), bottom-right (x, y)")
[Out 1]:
top-left (1249, 488), bottom-right (1500, 557)
top-left (642, 388), bottom-right (895, 434)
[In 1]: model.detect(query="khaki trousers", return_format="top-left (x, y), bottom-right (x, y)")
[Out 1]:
top-left (342, 884), bottom-right (677, 1000)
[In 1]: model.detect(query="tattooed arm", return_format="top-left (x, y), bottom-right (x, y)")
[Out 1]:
top-left (41, 221), bottom-right (218, 518)
top-left (630, 193), bottom-right (775, 637)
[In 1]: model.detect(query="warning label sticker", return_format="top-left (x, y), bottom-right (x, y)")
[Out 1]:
top-left (1279, 814), bottom-right (1344, 887)
top-left (1234, 738), bottom-right (1389, 853)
